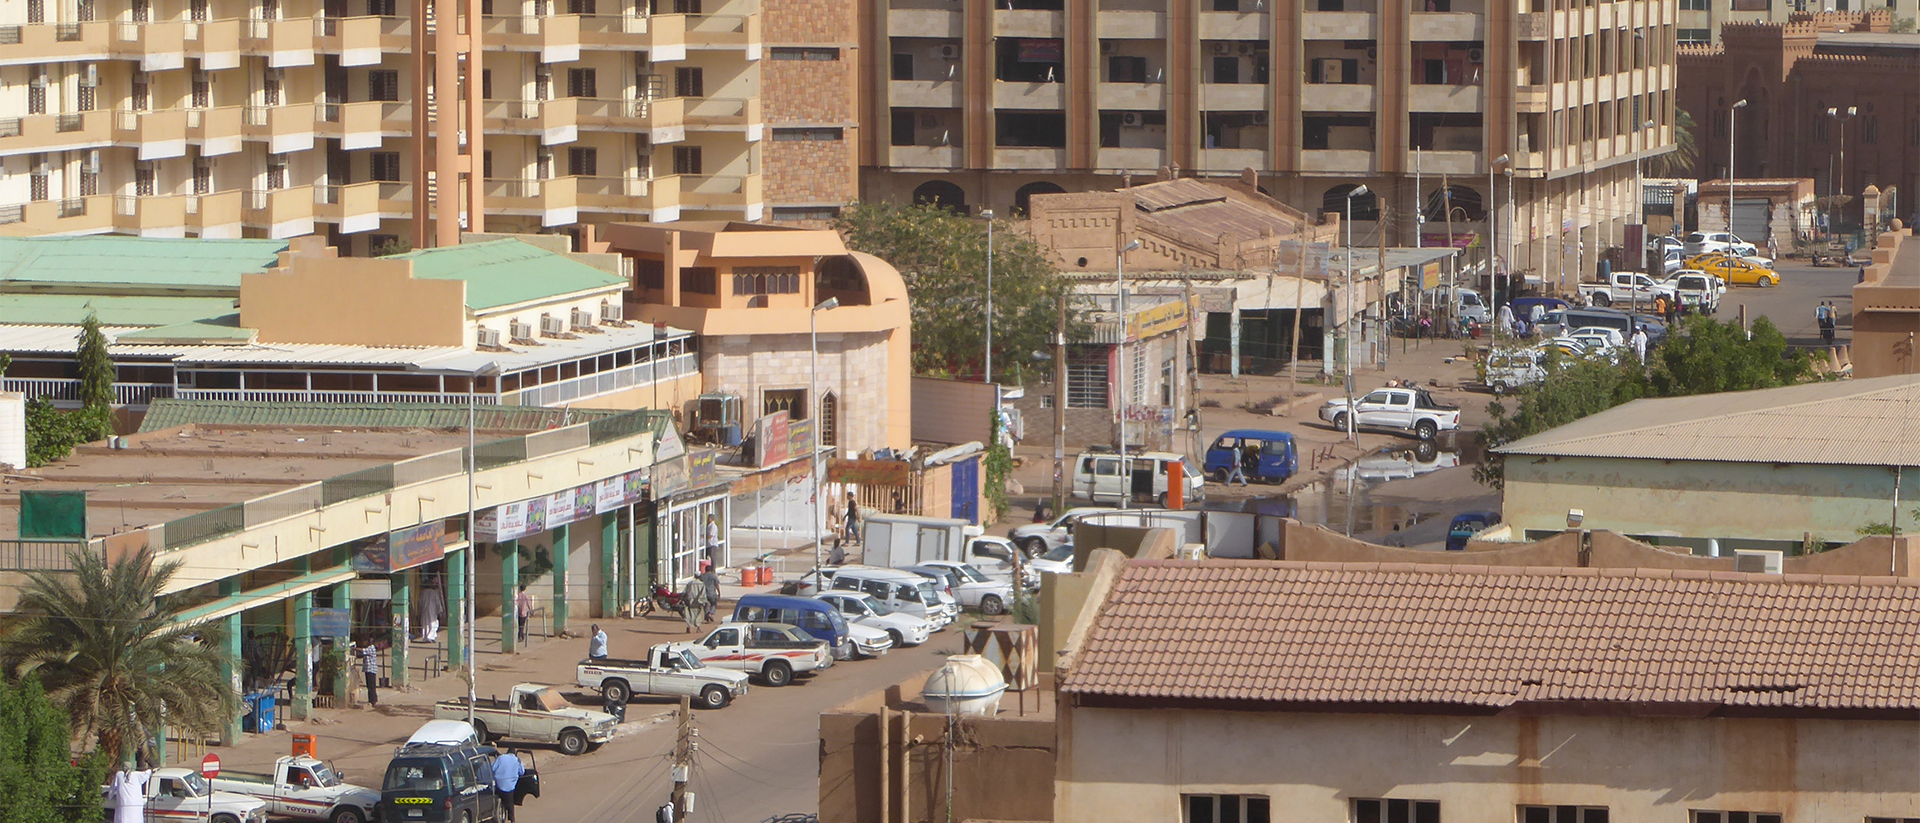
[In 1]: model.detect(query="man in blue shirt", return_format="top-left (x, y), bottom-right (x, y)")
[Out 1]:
top-left (588, 624), bottom-right (608, 659)
top-left (491, 750), bottom-right (525, 822)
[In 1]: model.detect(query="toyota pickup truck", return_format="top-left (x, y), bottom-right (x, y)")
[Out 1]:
top-left (210, 756), bottom-right (380, 823)
top-left (576, 643), bottom-right (752, 709)
top-left (1576, 271), bottom-right (1667, 309)
top-left (105, 768), bottom-right (269, 823)
top-left (671, 622), bottom-right (833, 686)
top-left (433, 683), bottom-right (618, 756)
top-left (1319, 386), bottom-right (1460, 441)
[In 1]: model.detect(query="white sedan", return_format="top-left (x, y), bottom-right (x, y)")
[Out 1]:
top-left (814, 591), bottom-right (932, 649)
top-left (908, 562), bottom-right (1015, 616)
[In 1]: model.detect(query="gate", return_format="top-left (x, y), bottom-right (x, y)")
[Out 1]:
top-left (949, 456), bottom-right (979, 525)
top-left (1731, 198), bottom-right (1771, 243)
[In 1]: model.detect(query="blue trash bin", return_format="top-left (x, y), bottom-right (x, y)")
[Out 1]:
top-left (254, 690), bottom-right (277, 733)
top-left (240, 692), bottom-right (260, 732)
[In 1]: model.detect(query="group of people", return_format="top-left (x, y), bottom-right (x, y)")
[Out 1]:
top-left (1815, 301), bottom-right (1839, 344)
top-left (678, 563), bottom-right (723, 633)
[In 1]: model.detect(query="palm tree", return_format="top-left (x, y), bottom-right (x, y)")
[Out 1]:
top-left (0, 547), bottom-right (238, 760)
top-left (1649, 108), bottom-right (1698, 178)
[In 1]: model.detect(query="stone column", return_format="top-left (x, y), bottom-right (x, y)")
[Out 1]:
top-left (292, 590), bottom-right (313, 719)
top-left (219, 578), bottom-right (243, 745)
top-left (389, 570), bottom-right (411, 689)
top-left (500, 540), bottom-right (520, 654)
top-left (551, 523), bottom-right (570, 637)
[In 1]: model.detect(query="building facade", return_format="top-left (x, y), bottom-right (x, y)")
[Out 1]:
top-left (858, 0), bottom-right (1677, 292)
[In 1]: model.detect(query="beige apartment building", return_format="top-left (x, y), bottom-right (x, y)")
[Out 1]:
top-left (860, 0), bottom-right (1679, 288)
top-left (0, 0), bottom-right (824, 249)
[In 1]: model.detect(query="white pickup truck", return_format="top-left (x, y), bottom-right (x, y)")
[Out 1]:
top-left (105, 768), bottom-right (269, 823)
top-left (1319, 386), bottom-right (1461, 441)
top-left (210, 756), bottom-right (379, 823)
top-left (434, 683), bottom-right (619, 756)
top-left (1576, 271), bottom-right (1667, 309)
top-left (673, 622), bottom-right (833, 687)
top-left (576, 643), bottom-right (752, 709)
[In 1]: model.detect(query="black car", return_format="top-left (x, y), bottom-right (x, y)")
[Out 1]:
top-left (381, 743), bottom-right (506, 823)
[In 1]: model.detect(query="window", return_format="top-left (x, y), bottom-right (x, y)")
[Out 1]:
top-left (1868, 818), bottom-right (1920, 823)
top-left (567, 67), bottom-right (597, 98)
top-left (1066, 348), bottom-right (1108, 409)
top-left (1520, 807), bottom-right (1609, 823)
top-left (682, 266), bottom-right (717, 294)
top-left (266, 155), bottom-right (287, 189)
top-left (773, 206), bottom-right (842, 221)
top-left (1863, 114), bottom-right (1878, 145)
top-left (772, 127), bottom-right (845, 141)
top-left (368, 0), bottom-right (395, 13)
top-left (567, 146), bottom-right (597, 176)
top-left (1731, 0), bottom-right (1765, 8)
top-left (674, 66), bottom-right (704, 98)
top-left (135, 162), bottom-right (156, 196)
top-left (635, 257), bottom-right (666, 290)
top-left (1324, 184), bottom-right (1379, 221)
top-left (1692, 813), bottom-right (1781, 823)
top-left (1186, 795), bottom-right (1270, 823)
top-left (1677, 28), bottom-right (1710, 43)
top-left (771, 47), bottom-right (839, 60)
top-left (192, 69), bottom-right (210, 107)
top-left (765, 388), bottom-right (807, 419)
top-left (369, 151), bottom-right (400, 182)
top-left (566, 0), bottom-right (595, 11)
top-left (819, 392), bottom-right (837, 447)
top-left (731, 265), bottom-right (801, 296)
top-left (672, 146), bottom-right (702, 175)
top-left (368, 69), bottom-right (399, 101)
top-left (193, 158), bottom-right (212, 194)
top-left (1353, 798), bottom-right (1440, 823)
top-left (1108, 55), bottom-right (1148, 83)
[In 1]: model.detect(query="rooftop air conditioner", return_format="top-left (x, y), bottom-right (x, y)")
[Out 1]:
top-left (1211, 42), bottom-right (1231, 55)
top-left (571, 308), bottom-right (594, 330)
top-left (510, 319), bottom-right (533, 340)
top-left (938, 43), bottom-right (960, 60)
top-left (1120, 111), bottom-right (1141, 127)
top-left (540, 313), bottom-right (566, 336)
top-left (1468, 47), bottom-right (1485, 63)
top-left (1733, 549), bottom-right (1783, 574)
top-left (600, 301), bottom-right (623, 322)
top-left (477, 327), bottom-right (501, 347)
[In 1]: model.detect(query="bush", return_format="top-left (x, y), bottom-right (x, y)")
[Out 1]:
top-left (24, 399), bottom-right (112, 467)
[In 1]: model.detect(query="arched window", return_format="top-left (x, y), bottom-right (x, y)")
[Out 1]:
top-left (1423, 185), bottom-right (1486, 222)
top-left (1322, 184), bottom-right (1379, 221)
top-left (1012, 181), bottom-right (1067, 216)
top-left (912, 180), bottom-right (968, 212)
top-left (819, 392), bottom-right (839, 448)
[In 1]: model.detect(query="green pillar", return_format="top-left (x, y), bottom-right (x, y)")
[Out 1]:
top-left (501, 539), bottom-right (519, 654)
top-left (637, 501), bottom-right (657, 589)
top-left (219, 578), bottom-right (243, 745)
top-left (551, 523), bottom-right (570, 637)
top-left (390, 570), bottom-right (411, 689)
top-left (331, 545), bottom-right (352, 706)
top-left (601, 515), bottom-right (618, 619)
top-left (292, 591), bottom-right (313, 718)
top-left (447, 548), bottom-right (467, 670)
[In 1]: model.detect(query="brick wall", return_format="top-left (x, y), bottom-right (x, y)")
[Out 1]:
top-left (765, 134), bottom-right (857, 208)
top-left (763, 0), bottom-right (852, 45)
top-left (762, 0), bottom-right (859, 221)
top-left (701, 330), bottom-right (893, 453)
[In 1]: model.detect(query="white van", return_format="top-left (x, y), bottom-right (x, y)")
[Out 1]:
top-left (1070, 450), bottom-right (1206, 506)
top-left (824, 566), bottom-right (956, 628)
top-left (1421, 287), bottom-right (1489, 324)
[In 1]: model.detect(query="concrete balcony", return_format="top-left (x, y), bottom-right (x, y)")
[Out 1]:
top-left (313, 180), bottom-right (382, 233)
top-left (0, 21), bottom-right (110, 67)
top-left (1200, 83), bottom-right (1268, 111)
top-left (647, 13), bottom-right (686, 61)
top-left (241, 103), bottom-right (316, 154)
top-left (0, 111), bottom-right (112, 159)
top-left (1097, 10), bottom-right (1165, 38)
top-left (993, 147), bottom-right (1067, 169)
top-left (994, 9), bottom-right (1064, 38)
top-left (1513, 149), bottom-right (1545, 173)
top-left (112, 20), bottom-right (186, 70)
top-left (993, 81), bottom-right (1065, 110)
top-left (891, 79), bottom-right (964, 109)
top-left (1515, 11), bottom-right (1548, 39)
top-left (679, 173), bottom-right (761, 214)
top-left (482, 14), bottom-right (582, 63)
top-left (0, 196), bottom-right (113, 237)
top-left (1301, 149), bottom-right (1373, 173)
top-left (316, 15), bottom-right (409, 67)
top-left (112, 193), bottom-right (187, 237)
top-left (1097, 82), bottom-right (1165, 110)
top-left (1301, 11), bottom-right (1374, 39)
top-left (1410, 149), bottom-right (1478, 174)
top-left (579, 96), bottom-right (684, 145)
top-left (575, 175), bottom-right (652, 215)
top-left (1515, 84), bottom-right (1547, 113)
top-left (184, 191), bottom-right (242, 237)
top-left (1197, 147), bottom-right (1266, 172)
top-left (1197, 11), bottom-right (1268, 40)
top-left (187, 106), bottom-right (244, 156)
top-left (483, 98), bottom-right (578, 145)
top-left (889, 8), bottom-right (962, 38)
top-left (684, 96), bottom-right (761, 138)
top-left (1300, 83), bottom-right (1374, 112)
top-left (686, 14), bottom-right (758, 52)
top-left (245, 185), bottom-right (316, 238)
top-left (1096, 147), bottom-right (1165, 170)
top-left (888, 145), bottom-right (961, 169)
top-left (375, 181), bottom-right (414, 218)
top-left (185, 18), bottom-right (241, 70)
top-left (316, 100), bottom-right (409, 150)
top-left (241, 17), bottom-right (315, 67)
top-left (1407, 83), bottom-right (1483, 113)
top-left (579, 13), bottom-right (648, 50)
top-left (112, 108), bottom-right (188, 159)
top-left (483, 176), bottom-right (579, 227)
top-left (1408, 12), bottom-right (1483, 40)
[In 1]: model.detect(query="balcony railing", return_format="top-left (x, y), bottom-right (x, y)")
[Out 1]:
top-left (55, 113), bottom-right (86, 133)
top-left (1, 377), bottom-right (174, 407)
top-left (505, 351), bottom-right (696, 407)
top-left (578, 13), bottom-right (646, 34)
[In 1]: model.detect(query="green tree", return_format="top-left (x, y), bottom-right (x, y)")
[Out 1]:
top-left (23, 399), bottom-right (111, 468)
top-left (1648, 108), bottom-right (1698, 178)
top-left (0, 547), bottom-right (238, 760)
top-left (1475, 352), bottom-right (1649, 489)
top-left (835, 202), bottom-right (1077, 380)
top-left (982, 409), bottom-right (1013, 523)
top-left (0, 677), bottom-right (109, 823)
top-left (76, 311), bottom-right (113, 414)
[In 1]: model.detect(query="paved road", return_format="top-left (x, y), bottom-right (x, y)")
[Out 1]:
top-left (1708, 259), bottom-right (1855, 349)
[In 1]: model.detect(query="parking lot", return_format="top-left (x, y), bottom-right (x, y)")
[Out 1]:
top-left (1722, 258), bottom-right (1857, 349)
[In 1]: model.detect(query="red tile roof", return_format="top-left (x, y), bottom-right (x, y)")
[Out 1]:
top-left (1059, 560), bottom-right (1920, 713)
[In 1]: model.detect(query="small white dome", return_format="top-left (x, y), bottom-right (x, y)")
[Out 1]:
top-left (922, 655), bottom-right (1008, 716)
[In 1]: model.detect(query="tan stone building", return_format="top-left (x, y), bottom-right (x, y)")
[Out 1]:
top-left (1851, 221), bottom-right (1920, 377)
top-left (857, 0), bottom-right (1677, 291)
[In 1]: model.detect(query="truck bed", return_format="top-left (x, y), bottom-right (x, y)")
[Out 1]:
top-left (580, 657), bottom-right (653, 670)
top-left (212, 771), bottom-right (275, 785)
top-left (439, 696), bottom-right (513, 711)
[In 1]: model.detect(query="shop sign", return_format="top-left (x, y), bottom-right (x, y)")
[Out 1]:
top-left (653, 455), bottom-right (690, 497)
top-left (828, 459), bottom-right (912, 486)
top-left (311, 608), bottom-right (350, 638)
top-left (655, 419), bottom-right (686, 461)
top-left (689, 449), bottom-right (718, 489)
top-left (1126, 299), bottom-right (1188, 342)
top-left (787, 417), bottom-right (813, 460)
top-left (596, 468), bottom-right (649, 514)
top-left (755, 411), bottom-right (792, 467)
top-left (1422, 232), bottom-right (1481, 249)
top-left (389, 521), bottom-right (447, 571)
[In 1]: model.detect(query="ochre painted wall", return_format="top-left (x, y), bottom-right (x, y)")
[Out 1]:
top-left (243, 257), bottom-right (467, 348)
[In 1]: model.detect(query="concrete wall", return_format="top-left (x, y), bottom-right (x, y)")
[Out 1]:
top-left (701, 329), bottom-right (898, 453)
top-left (242, 255), bottom-right (467, 347)
top-left (1852, 226), bottom-right (1919, 378)
top-left (1055, 705), bottom-right (1920, 823)
top-left (820, 688), bottom-right (1056, 823)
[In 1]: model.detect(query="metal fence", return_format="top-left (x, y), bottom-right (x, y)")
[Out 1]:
top-left (0, 539), bottom-right (88, 571)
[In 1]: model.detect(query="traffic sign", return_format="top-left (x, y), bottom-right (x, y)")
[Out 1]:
top-left (200, 754), bottom-right (220, 779)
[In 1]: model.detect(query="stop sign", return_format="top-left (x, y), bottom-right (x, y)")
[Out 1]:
top-left (200, 754), bottom-right (220, 779)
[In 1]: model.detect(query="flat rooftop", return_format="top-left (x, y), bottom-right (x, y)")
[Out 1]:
top-left (0, 424), bottom-right (529, 540)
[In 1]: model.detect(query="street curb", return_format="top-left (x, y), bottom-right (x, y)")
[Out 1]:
top-left (1271, 392), bottom-right (1326, 417)
top-left (612, 710), bottom-right (676, 740)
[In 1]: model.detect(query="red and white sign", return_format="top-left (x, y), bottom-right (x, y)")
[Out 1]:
top-left (200, 754), bottom-right (220, 779)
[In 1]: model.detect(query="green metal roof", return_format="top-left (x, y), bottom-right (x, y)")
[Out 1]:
top-left (114, 314), bottom-right (257, 344)
top-left (386, 239), bottom-right (627, 311)
top-left (0, 236), bottom-right (287, 291)
top-left (0, 294), bottom-right (242, 328)
top-left (138, 399), bottom-right (628, 433)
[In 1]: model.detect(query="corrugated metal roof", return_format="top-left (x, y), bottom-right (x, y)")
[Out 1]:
top-left (387, 239), bottom-right (626, 310)
top-left (1499, 374), bottom-right (1920, 466)
top-left (137, 399), bottom-right (625, 432)
top-left (114, 315), bottom-right (257, 344)
top-left (0, 294), bottom-right (242, 328)
top-left (0, 236), bottom-right (285, 290)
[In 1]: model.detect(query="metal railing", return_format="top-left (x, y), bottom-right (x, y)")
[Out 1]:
top-left (0, 205), bottom-right (22, 224)
top-left (54, 113), bottom-right (85, 132)
top-left (57, 197), bottom-right (87, 217)
top-left (242, 105), bottom-right (268, 126)
top-left (2, 377), bottom-right (173, 405)
top-left (0, 26), bottom-right (22, 44)
top-left (55, 22), bottom-right (84, 40)
top-left (0, 118), bottom-right (20, 137)
top-left (0, 540), bottom-right (88, 571)
top-left (176, 388), bottom-right (489, 405)
top-left (507, 351), bottom-right (695, 407)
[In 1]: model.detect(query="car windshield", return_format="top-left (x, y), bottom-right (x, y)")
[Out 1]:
top-left (863, 597), bottom-right (895, 616)
top-left (1042, 544), bottom-right (1073, 563)
top-left (952, 565), bottom-right (989, 583)
top-left (180, 774), bottom-right (209, 797)
top-left (678, 649), bottom-right (706, 669)
top-left (384, 760), bottom-right (446, 792)
top-left (308, 763), bottom-right (342, 788)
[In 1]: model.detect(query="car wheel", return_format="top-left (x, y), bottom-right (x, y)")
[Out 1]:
top-left (1332, 412), bottom-right (1350, 433)
top-left (332, 806), bottom-right (368, 823)
top-left (213, 815), bottom-right (239, 823)
top-left (980, 594), bottom-right (1006, 616)
top-left (1593, 293), bottom-right (1610, 307)
top-left (887, 629), bottom-right (905, 648)
top-left (600, 680), bottom-right (630, 705)
top-left (1155, 492), bottom-right (1167, 507)
top-left (1017, 537), bottom-right (1046, 558)
top-left (472, 720), bottom-right (492, 743)
top-left (558, 728), bottom-right (590, 756)
top-left (700, 685), bottom-right (730, 709)
top-left (1211, 468), bottom-right (1228, 483)
top-left (763, 660), bottom-right (793, 687)
top-left (1414, 420), bottom-right (1438, 441)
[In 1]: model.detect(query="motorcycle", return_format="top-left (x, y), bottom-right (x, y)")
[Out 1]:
top-left (635, 582), bottom-right (691, 616)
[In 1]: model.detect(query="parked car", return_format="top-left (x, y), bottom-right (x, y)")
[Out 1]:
top-left (804, 567), bottom-right (957, 628)
top-left (1576, 271), bottom-right (1666, 309)
top-left (210, 756), bottom-right (380, 823)
top-left (1026, 543), bottom-right (1076, 577)
top-left (1540, 308), bottom-right (1667, 348)
top-left (576, 643), bottom-right (753, 705)
top-left (1508, 297), bottom-right (1571, 325)
top-left (1658, 270), bottom-right (1723, 314)
top-left (673, 622), bottom-right (832, 687)
top-left (962, 535), bottom-right (1036, 589)
top-left (1008, 507), bottom-right (1117, 557)
top-left (907, 561), bottom-right (1016, 616)
top-left (815, 591), bottom-right (934, 649)
top-left (434, 684), bottom-right (617, 755)
top-left (1682, 231), bottom-right (1759, 258)
top-left (1069, 449), bottom-right (1205, 506)
top-left (1203, 429), bottom-right (1298, 484)
top-left (1485, 347), bottom-right (1546, 393)
top-left (1421, 286), bottom-right (1490, 324)
top-left (1687, 251), bottom-right (1781, 287)
top-left (379, 742), bottom-right (505, 823)
top-left (733, 593), bottom-right (894, 659)
top-left (109, 769), bottom-right (269, 823)
top-left (1318, 387), bottom-right (1461, 441)
top-left (1447, 511), bottom-right (1502, 551)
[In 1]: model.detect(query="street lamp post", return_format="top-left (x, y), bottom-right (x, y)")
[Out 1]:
top-left (1727, 98), bottom-right (1747, 234)
top-left (1343, 185), bottom-right (1369, 443)
top-left (982, 209), bottom-right (995, 384)
top-left (810, 297), bottom-right (839, 570)
top-left (1489, 155), bottom-right (1508, 310)
top-left (1116, 239), bottom-right (1141, 509)
top-left (1827, 106), bottom-right (1856, 242)
top-left (464, 360), bottom-right (499, 726)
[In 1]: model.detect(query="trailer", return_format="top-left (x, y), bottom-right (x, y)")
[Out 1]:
top-left (860, 513), bottom-right (977, 568)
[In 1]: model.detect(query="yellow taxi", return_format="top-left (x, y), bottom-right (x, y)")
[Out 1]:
top-left (1685, 252), bottom-right (1781, 287)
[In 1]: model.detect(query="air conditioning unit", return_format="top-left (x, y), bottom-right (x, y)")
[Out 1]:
top-left (1100, 41), bottom-right (1115, 54)
top-left (540, 313), bottom-right (565, 336)
top-left (600, 301), bottom-right (623, 322)
top-left (938, 43), bottom-right (960, 59)
top-left (1251, 111), bottom-right (1268, 125)
top-left (476, 327), bottom-right (501, 348)
top-left (1238, 42), bottom-right (1255, 55)
top-left (510, 319), bottom-right (533, 340)
top-left (1211, 42), bottom-right (1230, 55)
top-left (1317, 57), bottom-right (1345, 84)
top-left (571, 308), bottom-right (594, 330)
top-left (1120, 111), bottom-right (1141, 127)
top-left (1733, 549), bottom-right (1783, 574)
top-left (1468, 47), bottom-right (1485, 63)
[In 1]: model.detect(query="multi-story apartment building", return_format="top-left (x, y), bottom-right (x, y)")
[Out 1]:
top-left (0, 0), bottom-right (777, 250)
top-left (859, 0), bottom-right (1679, 290)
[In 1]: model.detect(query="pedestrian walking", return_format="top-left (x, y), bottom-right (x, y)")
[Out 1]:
top-left (357, 637), bottom-right (380, 707)
top-left (491, 749), bottom-right (526, 823)
top-left (109, 759), bottom-right (152, 823)
top-left (844, 494), bottom-right (861, 543)
top-left (698, 563), bottom-right (721, 624)
top-left (1819, 301), bottom-right (1837, 344)
top-left (419, 580), bottom-right (442, 644)
top-left (587, 624), bottom-right (608, 659)
top-left (1630, 326), bottom-right (1650, 364)
top-left (1226, 443), bottom-right (1248, 487)
top-left (514, 583), bottom-right (533, 644)
top-left (679, 576), bottom-right (703, 633)
top-left (1495, 303), bottom-right (1515, 336)
top-left (703, 514), bottom-right (722, 567)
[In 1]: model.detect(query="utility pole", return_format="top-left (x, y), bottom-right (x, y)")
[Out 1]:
top-left (1287, 219), bottom-right (1307, 398)
top-left (1052, 291), bottom-right (1067, 517)
top-left (1183, 280), bottom-right (1201, 461)
top-left (1377, 202), bottom-right (1389, 372)
top-left (670, 696), bottom-right (693, 821)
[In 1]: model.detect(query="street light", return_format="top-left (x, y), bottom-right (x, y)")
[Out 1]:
top-left (1342, 185), bottom-right (1369, 443)
top-left (1116, 238), bottom-right (1141, 509)
top-left (1489, 155), bottom-right (1508, 311)
top-left (810, 297), bottom-right (838, 570)
top-left (1727, 98), bottom-right (1747, 234)
top-left (1827, 106), bottom-right (1857, 242)
top-left (982, 209), bottom-right (995, 384)
top-left (464, 360), bottom-right (500, 725)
